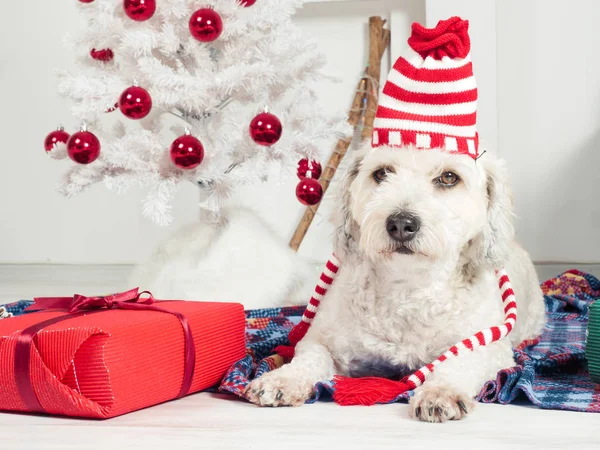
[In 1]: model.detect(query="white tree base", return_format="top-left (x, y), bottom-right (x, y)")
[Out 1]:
top-left (127, 206), bottom-right (316, 310)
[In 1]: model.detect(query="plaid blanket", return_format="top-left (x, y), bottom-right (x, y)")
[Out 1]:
top-left (4, 270), bottom-right (600, 412)
top-left (220, 270), bottom-right (600, 412)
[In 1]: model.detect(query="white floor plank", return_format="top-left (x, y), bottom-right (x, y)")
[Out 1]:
top-left (0, 393), bottom-right (598, 450)
top-left (0, 264), bottom-right (133, 305)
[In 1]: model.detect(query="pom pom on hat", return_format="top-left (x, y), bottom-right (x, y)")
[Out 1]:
top-left (408, 16), bottom-right (471, 60)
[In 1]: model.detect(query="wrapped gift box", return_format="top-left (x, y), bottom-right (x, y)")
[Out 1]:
top-left (0, 289), bottom-right (246, 419)
top-left (587, 299), bottom-right (600, 383)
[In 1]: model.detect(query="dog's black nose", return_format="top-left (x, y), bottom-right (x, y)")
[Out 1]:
top-left (386, 213), bottom-right (421, 242)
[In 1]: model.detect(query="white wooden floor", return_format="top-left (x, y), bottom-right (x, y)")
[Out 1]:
top-left (1, 264), bottom-right (599, 450)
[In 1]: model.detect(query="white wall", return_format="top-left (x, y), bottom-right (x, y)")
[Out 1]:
top-left (0, 0), bottom-right (598, 265)
top-left (496, 0), bottom-right (600, 263)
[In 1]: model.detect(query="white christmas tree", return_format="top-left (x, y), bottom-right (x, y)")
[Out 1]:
top-left (45, 0), bottom-right (351, 226)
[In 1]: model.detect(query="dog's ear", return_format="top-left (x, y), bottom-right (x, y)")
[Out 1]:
top-left (467, 154), bottom-right (515, 269)
top-left (331, 152), bottom-right (364, 258)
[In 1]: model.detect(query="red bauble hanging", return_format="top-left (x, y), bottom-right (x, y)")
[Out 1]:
top-left (249, 109), bottom-right (282, 146)
top-left (66, 126), bottom-right (101, 164)
top-left (90, 48), bottom-right (114, 62)
top-left (118, 84), bottom-right (152, 119)
top-left (79, 0), bottom-right (95, 3)
top-left (297, 158), bottom-right (322, 180)
top-left (296, 178), bottom-right (323, 206)
top-left (123, 0), bottom-right (156, 21)
top-left (44, 126), bottom-right (70, 153)
top-left (170, 130), bottom-right (204, 170)
top-left (240, 0), bottom-right (257, 6)
top-left (189, 8), bottom-right (223, 42)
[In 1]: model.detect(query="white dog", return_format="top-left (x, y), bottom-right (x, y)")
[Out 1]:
top-left (247, 144), bottom-right (547, 422)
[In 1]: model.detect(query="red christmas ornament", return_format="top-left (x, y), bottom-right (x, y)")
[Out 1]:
top-left (67, 126), bottom-right (101, 164)
top-left (296, 178), bottom-right (323, 206)
top-left (297, 158), bottom-right (322, 180)
top-left (123, 0), bottom-right (156, 21)
top-left (240, 0), bottom-right (257, 6)
top-left (170, 131), bottom-right (204, 170)
top-left (189, 8), bottom-right (223, 42)
top-left (44, 127), bottom-right (70, 152)
top-left (249, 109), bottom-right (282, 146)
top-left (119, 84), bottom-right (152, 119)
top-left (90, 48), bottom-right (114, 62)
top-left (79, 0), bottom-right (95, 3)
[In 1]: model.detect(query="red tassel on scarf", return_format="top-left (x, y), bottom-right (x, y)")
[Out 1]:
top-left (332, 375), bottom-right (412, 406)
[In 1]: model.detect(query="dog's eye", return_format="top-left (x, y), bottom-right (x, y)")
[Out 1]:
top-left (372, 167), bottom-right (394, 183)
top-left (435, 171), bottom-right (460, 187)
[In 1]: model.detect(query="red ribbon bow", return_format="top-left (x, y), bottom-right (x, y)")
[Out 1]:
top-left (27, 287), bottom-right (156, 314)
top-left (17, 288), bottom-right (196, 414)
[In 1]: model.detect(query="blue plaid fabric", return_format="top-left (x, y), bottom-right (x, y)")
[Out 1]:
top-left (476, 270), bottom-right (600, 412)
top-left (221, 270), bottom-right (600, 411)
top-left (2, 300), bottom-right (33, 317)
top-left (4, 270), bottom-right (600, 412)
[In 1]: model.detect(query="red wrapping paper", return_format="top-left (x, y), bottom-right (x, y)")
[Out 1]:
top-left (0, 292), bottom-right (246, 419)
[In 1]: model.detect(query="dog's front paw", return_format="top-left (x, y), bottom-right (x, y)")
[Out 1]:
top-left (408, 385), bottom-right (475, 423)
top-left (245, 368), bottom-right (316, 407)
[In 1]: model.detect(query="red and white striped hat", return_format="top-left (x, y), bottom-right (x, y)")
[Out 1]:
top-left (372, 16), bottom-right (479, 159)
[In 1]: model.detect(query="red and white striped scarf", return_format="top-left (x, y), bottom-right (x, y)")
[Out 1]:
top-left (275, 253), bottom-right (517, 406)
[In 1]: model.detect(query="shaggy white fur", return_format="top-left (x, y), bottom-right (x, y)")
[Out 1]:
top-left (127, 207), bottom-right (316, 310)
top-left (247, 144), bottom-right (547, 422)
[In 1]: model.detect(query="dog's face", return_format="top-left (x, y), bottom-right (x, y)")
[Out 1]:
top-left (334, 145), bottom-right (514, 271)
